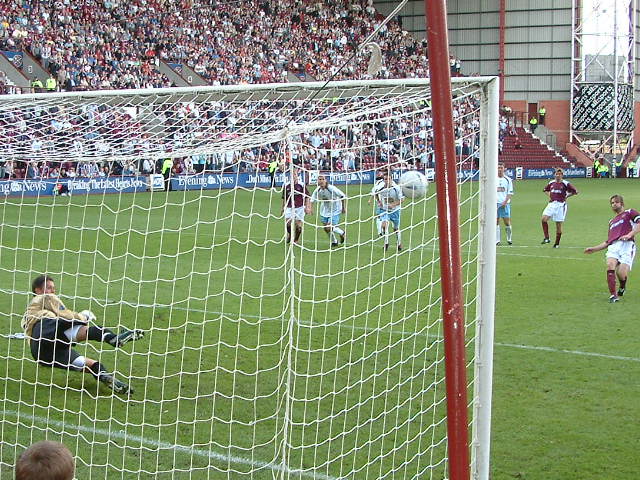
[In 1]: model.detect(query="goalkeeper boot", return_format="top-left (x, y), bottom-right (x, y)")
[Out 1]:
top-left (98, 373), bottom-right (133, 395)
top-left (109, 329), bottom-right (145, 348)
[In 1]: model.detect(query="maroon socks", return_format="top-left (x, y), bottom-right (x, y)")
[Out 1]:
top-left (607, 270), bottom-right (617, 295)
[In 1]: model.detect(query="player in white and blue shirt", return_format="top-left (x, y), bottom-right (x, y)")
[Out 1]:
top-left (496, 164), bottom-right (514, 245)
top-left (375, 172), bottom-right (404, 252)
top-left (310, 175), bottom-right (346, 246)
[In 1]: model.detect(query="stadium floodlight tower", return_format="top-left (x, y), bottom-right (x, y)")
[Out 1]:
top-left (570, 0), bottom-right (637, 163)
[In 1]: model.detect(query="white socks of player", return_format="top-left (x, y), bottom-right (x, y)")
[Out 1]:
top-left (383, 228), bottom-right (401, 251)
top-left (328, 228), bottom-right (345, 244)
top-left (496, 225), bottom-right (513, 244)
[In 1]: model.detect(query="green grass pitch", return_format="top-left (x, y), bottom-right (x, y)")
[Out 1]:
top-left (0, 177), bottom-right (639, 479)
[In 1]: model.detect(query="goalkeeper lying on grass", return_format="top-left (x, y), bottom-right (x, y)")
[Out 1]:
top-left (22, 275), bottom-right (144, 395)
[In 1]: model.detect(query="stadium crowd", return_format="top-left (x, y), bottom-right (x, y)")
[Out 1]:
top-left (0, 0), bottom-right (440, 92)
top-left (0, 90), bottom-right (483, 180)
top-left (0, 0), bottom-right (472, 179)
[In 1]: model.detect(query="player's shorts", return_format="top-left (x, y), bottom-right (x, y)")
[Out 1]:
top-left (606, 240), bottom-right (636, 268)
top-left (379, 209), bottom-right (401, 229)
top-left (542, 201), bottom-right (567, 222)
top-left (284, 206), bottom-right (306, 221)
top-left (320, 214), bottom-right (341, 225)
top-left (497, 204), bottom-right (511, 218)
top-left (29, 318), bottom-right (85, 371)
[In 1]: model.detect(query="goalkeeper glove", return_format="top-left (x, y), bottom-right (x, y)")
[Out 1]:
top-left (80, 310), bottom-right (97, 322)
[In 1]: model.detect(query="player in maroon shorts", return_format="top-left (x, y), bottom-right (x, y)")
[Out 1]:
top-left (281, 167), bottom-right (311, 244)
top-left (584, 195), bottom-right (640, 302)
top-left (541, 168), bottom-right (578, 248)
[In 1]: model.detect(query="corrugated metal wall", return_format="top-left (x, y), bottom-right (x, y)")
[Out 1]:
top-left (374, 0), bottom-right (573, 101)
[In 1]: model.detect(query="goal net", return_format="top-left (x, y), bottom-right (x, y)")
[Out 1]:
top-left (0, 78), bottom-right (497, 480)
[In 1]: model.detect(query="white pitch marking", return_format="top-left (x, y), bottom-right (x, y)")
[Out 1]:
top-left (495, 342), bottom-right (640, 362)
top-left (7, 303), bottom-right (634, 364)
top-left (498, 245), bottom-right (585, 250)
top-left (497, 251), bottom-right (590, 261)
top-left (113, 303), bottom-right (640, 364)
top-left (160, 308), bottom-right (640, 363)
top-left (3, 410), bottom-right (337, 480)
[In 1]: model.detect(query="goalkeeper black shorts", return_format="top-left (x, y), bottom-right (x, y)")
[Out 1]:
top-left (29, 318), bottom-right (85, 371)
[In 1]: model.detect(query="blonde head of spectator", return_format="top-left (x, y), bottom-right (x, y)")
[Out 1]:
top-left (15, 441), bottom-right (74, 480)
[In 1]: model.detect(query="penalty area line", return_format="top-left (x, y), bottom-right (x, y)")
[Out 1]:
top-left (35, 299), bottom-right (635, 365)
top-left (3, 410), bottom-right (337, 480)
top-left (494, 342), bottom-right (640, 362)
top-left (497, 251), bottom-right (590, 261)
top-left (133, 306), bottom-right (640, 364)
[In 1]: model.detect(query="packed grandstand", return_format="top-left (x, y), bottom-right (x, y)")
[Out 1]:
top-left (0, 0), bottom-right (445, 92)
top-left (0, 0), bottom-right (476, 180)
top-left (0, 92), bottom-right (487, 179)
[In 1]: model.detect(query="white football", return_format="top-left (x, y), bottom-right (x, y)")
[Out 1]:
top-left (399, 170), bottom-right (429, 199)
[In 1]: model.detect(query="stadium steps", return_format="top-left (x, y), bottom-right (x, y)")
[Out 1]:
top-left (157, 60), bottom-right (191, 87)
top-left (500, 127), bottom-right (574, 169)
top-left (175, 63), bottom-right (209, 86)
top-left (20, 49), bottom-right (51, 86)
top-left (287, 70), bottom-right (316, 82)
top-left (0, 52), bottom-right (30, 91)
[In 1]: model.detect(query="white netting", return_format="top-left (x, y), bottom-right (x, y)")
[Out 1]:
top-left (0, 79), bottom-right (495, 479)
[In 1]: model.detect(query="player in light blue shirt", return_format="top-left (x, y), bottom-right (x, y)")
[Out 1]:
top-left (496, 164), bottom-right (514, 245)
top-left (374, 172), bottom-right (404, 252)
top-left (310, 175), bottom-right (346, 247)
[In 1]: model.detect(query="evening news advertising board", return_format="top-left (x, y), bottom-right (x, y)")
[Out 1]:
top-left (0, 168), bottom-right (588, 197)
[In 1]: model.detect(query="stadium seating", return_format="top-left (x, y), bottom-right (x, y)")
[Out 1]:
top-left (0, 0), bottom-right (478, 180)
top-left (0, 0), bottom-right (435, 91)
top-left (499, 127), bottom-right (574, 169)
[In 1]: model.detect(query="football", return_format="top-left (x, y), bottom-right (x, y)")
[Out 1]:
top-left (398, 170), bottom-right (429, 199)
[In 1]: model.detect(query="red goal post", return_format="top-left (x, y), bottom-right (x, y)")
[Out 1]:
top-left (426, 2), bottom-right (499, 480)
